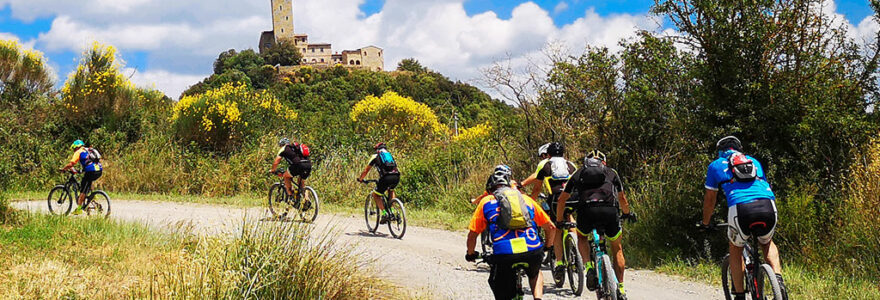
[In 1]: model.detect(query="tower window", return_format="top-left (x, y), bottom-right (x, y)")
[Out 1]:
top-left (350, 60), bottom-right (354, 65)
top-left (320, 58), bottom-right (324, 63)
top-left (311, 48), bottom-right (315, 53)
top-left (281, 29), bottom-right (284, 33)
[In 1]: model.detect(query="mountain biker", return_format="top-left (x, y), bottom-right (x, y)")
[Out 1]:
top-left (699, 136), bottom-right (785, 300)
top-left (59, 139), bottom-right (102, 216)
top-left (357, 142), bottom-right (400, 224)
top-left (470, 165), bottom-right (520, 205)
top-left (466, 166), bottom-right (557, 300)
top-left (555, 150), bottom-right (635, 299)
top-left (270, 137), bottom-right (312, 209)
top-left (519, 142), bottom-right (577, 283)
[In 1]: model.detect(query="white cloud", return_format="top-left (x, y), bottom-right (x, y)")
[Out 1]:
top-left (126, 68), bottom-right (206, 100)
top-left (554, 1), bottom-right (569, 15)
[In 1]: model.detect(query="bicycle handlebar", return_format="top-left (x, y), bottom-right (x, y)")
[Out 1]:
top-left (360, 179), bottom-right (378, 184)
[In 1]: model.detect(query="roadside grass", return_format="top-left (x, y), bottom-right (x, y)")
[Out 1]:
top-left (0, 205), bottom-right (407, 299)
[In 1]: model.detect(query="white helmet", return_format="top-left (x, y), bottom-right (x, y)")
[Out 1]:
top-left (538, 143), bottom-right (551, 157)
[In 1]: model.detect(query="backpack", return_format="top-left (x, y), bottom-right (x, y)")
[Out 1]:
top-left (296, 143), bottom-right (311, 158)
top-left (86, 147), bottom-right (101, 164)
top-left (548, 157), bottom-right (573, 180)
top-left (728, 151), bottom-right (757, 182)
top-left (377, 149), bottom-right (399, 174)
top-left (493, 187), bottom-right (533, 230)
top-left (577, 158), bottom-right (616, 206)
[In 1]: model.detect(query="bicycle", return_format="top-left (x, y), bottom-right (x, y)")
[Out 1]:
top-left (472, 252), bottom-right (531, 300)
top-left (556, 219), bottom-right (585, 296)
top-left (361, 179), bottom-right (407, 239)
top-left (711, 222), bottom-right (787, 300)
top-left (585, 228), bottom-right (619, 300)
top-left (48, 170), bottom-right (111, 218)
top-left (267, 170), bottom-right (319, 222)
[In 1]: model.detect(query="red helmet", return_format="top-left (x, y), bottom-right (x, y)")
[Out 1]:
top-left (374, 142), bottom-right (387, 150)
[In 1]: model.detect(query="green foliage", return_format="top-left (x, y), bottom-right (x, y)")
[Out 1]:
top-left (262, 38), bottom-right (303, 67)
top-left (397, 58), bottom-right (427, 73)
top-left (0, 39), bottom-right (53, 105)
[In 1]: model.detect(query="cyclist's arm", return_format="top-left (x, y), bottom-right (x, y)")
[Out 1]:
top-left (556, 192), bottom-right (571, 222)
top-left (701, 189), bottom-right (717, 226)
top-left (520, 172), bottom-right (538, 187)
top-left (619, 192), bottom-right (631, 215)
top-left (466, 231), bottom-right (479, 255)
top-left (270, 156), bottom-right (283, 173)
top-left (357, 164), bottom-right (372, 181)
top-left (61, 151), bottom-right (79, 171)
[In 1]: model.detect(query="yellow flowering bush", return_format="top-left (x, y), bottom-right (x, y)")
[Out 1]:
top-left (172, 82), bottom-right (297, 151)
top-left (350, 91), bottom-right (449, 146)
top-left (452, 122), bottom-right (492, 143)
top-left (60, 42), bottom-right (138, 124)
top-left (0, 39), bottom-right (53, 100)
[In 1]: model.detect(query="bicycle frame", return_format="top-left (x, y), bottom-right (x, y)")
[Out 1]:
top-left (591, 229), bottom-right (608, 286)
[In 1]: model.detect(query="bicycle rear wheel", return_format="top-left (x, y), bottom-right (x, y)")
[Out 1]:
top-left (600, 254), bottom-right (619, 300)
top-left (721, 254), bottom-right (735, 300)
top-left (47, 186), bottom-right (73, 216)
top-left (387, 198), bottom-right (407, 239)
top-left (565, 234), bottom-right (585, 296)
top-left (267, 183), bottom-right (288, 218)
top-left (298, 186), bottom-right (319, 223)
top-left (364, 194), bottom-right (380, 233)
top-left (758, 264), bottom-right (783, 300)
top-left (86, 190), bottom-right (111, 218)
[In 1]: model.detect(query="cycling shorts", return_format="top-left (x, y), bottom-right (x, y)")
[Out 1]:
top-left (727, 199), bottom-right (777, 247)
top-left (545, 193), bottom-right (577, 222)
top-left (80, 170), bottom-right (102, 195)
top-left (576, 205), bottom-right (621, 241)
top-left (288, 160), bottom-right (312, 180)
top-left (487, 249), bottom-right (543, 300)
top-left (374, 173), bottom-right (400, 195)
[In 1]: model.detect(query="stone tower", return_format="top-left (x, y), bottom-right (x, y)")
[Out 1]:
top-left (271, 0), bottom-right (294, 41)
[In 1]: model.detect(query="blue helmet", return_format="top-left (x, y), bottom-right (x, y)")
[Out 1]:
top-left (71, 139), bottom-right (84, 149)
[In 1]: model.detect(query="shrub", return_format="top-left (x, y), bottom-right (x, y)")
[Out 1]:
top-left (171, 82), bottom-right (297, 151)
top-left (350, 91), bottom-right (449, 148)
top-left (0, 39), bottom-right (53, 104)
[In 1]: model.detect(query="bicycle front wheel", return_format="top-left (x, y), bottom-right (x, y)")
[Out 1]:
top-left (268, 183), bottom-right (287, 218)
top-left (299, 186), bottom-right (319, 223)
top-left (387, 198), bottom-right (407, 239)
top-left (721, 254), bottom-right (735, 300)
top-left (86, 190), bottom-right (111, 218)
top-left (600, 254), bottom-right (619, 300)
top-left (47, 186), bottom-right (73, 216)
top-left (364, 194), bottom-right (379, 233)
top-left (758, 264), bottom-right (783, 300)
top-left (565, 234), bottom-right (585, 296)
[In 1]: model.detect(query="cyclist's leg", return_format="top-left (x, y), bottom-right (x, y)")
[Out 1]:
top-left (78, 171), bottom-right (99, 207)
top-left (524, 251), bottom-right (544, 299)
top-left (297, 160), bottom-right (312, 196)
top-left (282, 168), bottom-right (295, 196)
top-left (488, 255), bottom-right (517, 300)
top-left (599, 206), bottom-right (625, 283)
top-left (373, 176), bottom-right (389, 211)
top-left (754, 200), bottom-right (782, 273)
top-left (728, 203), bottom-right (749, 293)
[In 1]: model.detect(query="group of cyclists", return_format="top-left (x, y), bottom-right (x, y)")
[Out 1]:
top-left (60, 134), bottom-right (786, 300)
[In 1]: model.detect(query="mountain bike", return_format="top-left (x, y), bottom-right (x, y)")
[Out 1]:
top-left (712, 222), bottom-right (787, 300)
top-left (48, 170), bottom-right (111, 217)
top-left (556, 220), bottom-right (585, 296)
top-left (586, 228), bottom-right (619, 300)
top-left (472, 252), bottom-right (530, 299)
top-left (361, 179), bottom-right (407, 239)
top-left (268, 171), bottom-right (319, 222)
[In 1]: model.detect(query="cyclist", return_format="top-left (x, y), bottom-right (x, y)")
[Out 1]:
top-left (519, 142), bottom-right (577, 283)
top-left (470, 165), bottom-right (520, 205)
top-left (270, 137), bottom-right (312, 209)
top-left (698, 136), bottom-right (785, 300)
top-left (59, 139), bottom-right (102, 216)
top-left (357, 142), bottom-right (400, 224)
top-left (466, 166), bottom-right (556, 300)
top-left (555, 150), bottom-right (635, 299)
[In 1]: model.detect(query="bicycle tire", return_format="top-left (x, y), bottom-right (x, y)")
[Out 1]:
top-left (86, 190), bottom-right (111, 218)
top-left (267, 183), bottom-right (286, 217)
top-left (364, 194), bottom-right (380, 233)
top-left (758, 264), bottom-right (783, 300)
top-left (47, 185), bottom-right (73, 216)
top-left (387, 198), bottom-right (407, 239)
top-left (721, 254), bottom-right (734, 300)
top-left (601, 254), bottom-right (619, 300)
top-left (480, 229), bottom-right (492, 255)
top-left (298, 186), bottom-right (319, 223)
top-left (565, 234), bottom-right (585, 296)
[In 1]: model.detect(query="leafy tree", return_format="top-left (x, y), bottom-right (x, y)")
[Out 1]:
top-left (397, 58), bottom-right (427, 73)
top-left (0, 39), bottom-right (53, 105)
top-left (262, 38), bottom-right (303, 67)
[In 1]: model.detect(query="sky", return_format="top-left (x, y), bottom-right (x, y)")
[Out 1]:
top-left (0, 0), bottom-right (877, 99)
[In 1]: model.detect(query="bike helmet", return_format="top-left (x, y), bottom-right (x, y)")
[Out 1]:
top-left (538, 143), bottom-right (550, 157)
top-left (374, 142), bottom-right (387, 150)
top-left (715, 136), bottom-right (742, 152)
top-left (486, 165), bottom-right (512, 190)
top-left (586, 150), bottom-right (606, 164)
top-left (71, 139), bottom-right (84, 149)
top-left (278, 137), bottom-right (290, 147)
top-left (547, 142), bottom-right (564, 157)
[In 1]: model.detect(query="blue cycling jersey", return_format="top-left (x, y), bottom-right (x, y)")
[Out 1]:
top-left (704, 150), bottom-right (775, 207)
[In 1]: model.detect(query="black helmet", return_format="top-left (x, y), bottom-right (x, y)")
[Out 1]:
top-left (716, 136), bottom-right (742, 152)
top-left (547, 142), bottom-right (564, 157)
top-left (485, 165), bottom-right (512, 191)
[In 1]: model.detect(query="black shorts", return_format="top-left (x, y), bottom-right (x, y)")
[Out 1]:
top-left (576, 205), bottom-right (622, 241)
top-left (488, 250), bottom-right (543, 300)
top-left (80, 170), bottom-right (102, 194)
top-left (545, 193), bottom-right (577, 221)
top-left (728, 199), bottom-right (777, 247)
top-left (375, 174), bottom-right (400, 194)
top-left (288, 161), bottom-right (312, 180)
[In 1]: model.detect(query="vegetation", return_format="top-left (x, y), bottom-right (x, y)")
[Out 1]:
top-left (262, 38), bottom-right (304, 67)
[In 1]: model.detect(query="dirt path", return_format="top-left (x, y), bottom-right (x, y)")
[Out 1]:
top-left (13, 200), bottom-right (721, 300)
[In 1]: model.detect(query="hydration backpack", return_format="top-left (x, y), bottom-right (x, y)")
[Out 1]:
top-left (728, 151), bottom-right (757, 182)
top-left (577, 158), bottom-right (615, 206)
top-left (296, 143), bottom-right (311, 158)
top-left (86, 147), bottom-right (102, 164)
top-left (548, 157), bottom-right (573, 180)
top-left (377, 149), bottom-right (399, 174)
top-left (493, 187), bottom-right (533, 230)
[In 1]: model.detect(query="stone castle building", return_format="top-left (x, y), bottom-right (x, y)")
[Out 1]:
top-left (259, 0), bottom-right (384, 71)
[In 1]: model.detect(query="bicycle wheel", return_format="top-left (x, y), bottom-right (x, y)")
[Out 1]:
top-left (299, 186), bottom-right (319, 223)
top-left (600, 254), bottom-right (619, 300)
top-left (267, 183), bottom-right (287, 218)
top-left (758, 264), bottom-right (783, 300)
top-left (387, 198), bottom-right (407, 239)
top-left (364, 194), bottom-right (380, 233)
top-left (47, 186), bottom-right (73, 216)
top-left (565, 234), bottom-right (585, 296)
top-left (721, 254), bottom-right (735, 300)
top-left (86, 190), bottom-right (111, 218)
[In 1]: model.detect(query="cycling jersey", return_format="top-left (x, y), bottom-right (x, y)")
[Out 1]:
top-left (704, 150), bottom-right (776, 207)
top-left (469, 194), bottom-right (551, 255)
top-left (535, 157), bottom-right (576, 195)
top-left (277, 144), bottom-right (309, 165)
top-left (563, 167), bottom-right (624, 205)
top-left (70, 148), bottom-right (101, 172)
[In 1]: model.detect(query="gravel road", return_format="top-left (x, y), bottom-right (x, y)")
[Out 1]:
top-left (13, 200), bottom-right (722, 300)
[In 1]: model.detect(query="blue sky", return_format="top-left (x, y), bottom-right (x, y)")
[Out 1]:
top-left (0, 0), bottom-right (875, 98)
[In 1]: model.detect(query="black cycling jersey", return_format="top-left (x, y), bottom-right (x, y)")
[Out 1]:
top-left (278, 144), bottom-right (308, 165)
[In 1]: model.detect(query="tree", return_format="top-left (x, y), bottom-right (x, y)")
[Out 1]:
top-left (0, 39), bottom-right (53, 104)
top-left (397, 58), bottom-right (427, 73)
top-left (262, 38), bottom-right (303, 67)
